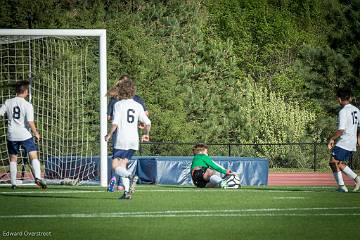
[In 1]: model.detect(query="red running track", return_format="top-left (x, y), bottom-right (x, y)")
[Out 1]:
top-left (268, 172), bottom-right (358, 186)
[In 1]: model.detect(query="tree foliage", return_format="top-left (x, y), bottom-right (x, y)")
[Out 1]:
top-left (1, 0), bottom-right (360, 163)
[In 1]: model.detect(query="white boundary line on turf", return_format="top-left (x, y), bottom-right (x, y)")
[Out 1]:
top-left (2, 213), bottom-right (360, 218)
top-left (0, 189), bottom-right (329, 194)
top-left (1, 207), bottom-right (359, 218)
top-left (273, 197), bottom-right (306, 199)
top-left (0, 190), bottom-right (104, 194)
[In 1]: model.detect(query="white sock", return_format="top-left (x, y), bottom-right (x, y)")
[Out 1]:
top-left (10, 161), bottom-right (17, 186)
top-left (209, 175), bottom-right (222, 186)
top-left (333, 171), bottom-right (345, 186)
top-left (114, 167), bottom-right (131, 178)
top-left (31, 159), bottom-right (41, 179)
top-left (342, 166), bottom-right (358, 180)
top-left (121, 177), bottom-right (130, 192)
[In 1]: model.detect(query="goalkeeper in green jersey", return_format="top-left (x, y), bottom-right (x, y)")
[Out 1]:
top-left (191, 143), bottom-right (234, 188)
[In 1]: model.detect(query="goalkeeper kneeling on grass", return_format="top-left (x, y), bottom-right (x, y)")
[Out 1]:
top-left (191, 143), bottom-right (237, 188)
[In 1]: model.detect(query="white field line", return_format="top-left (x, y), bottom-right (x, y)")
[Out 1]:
top-left (0, 190), bottom-right (105, 194)
top-left (273, 197), bottom-right (306, 199)
top-left (0, 189), bottom-right (327, 195)
top-left (0, 207), bottom-right (359, 219)
top-left (2, 213), bottom-right (360, 219)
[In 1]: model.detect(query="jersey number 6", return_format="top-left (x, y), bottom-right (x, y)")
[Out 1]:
top-left (127, 109), bottom-right (135, 123)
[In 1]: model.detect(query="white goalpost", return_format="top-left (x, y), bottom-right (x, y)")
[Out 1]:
top-left (0, 29), bottom-right (108, 187)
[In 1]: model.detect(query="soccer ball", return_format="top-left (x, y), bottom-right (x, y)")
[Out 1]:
top-left (225, 174), bottom-right (241, 189)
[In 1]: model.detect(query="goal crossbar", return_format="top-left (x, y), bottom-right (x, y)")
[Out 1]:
top-left (0, 29), bottom-right (108, 187)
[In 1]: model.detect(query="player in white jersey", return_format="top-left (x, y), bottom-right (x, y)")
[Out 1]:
top-left (105, 77), bottom-right (151, 200)
top-left (106, 74), bottom-right (149, 192)
top-left (328, 88), bottom-right (360, 192)
top-left (0, 80), bottom-right (47, 189)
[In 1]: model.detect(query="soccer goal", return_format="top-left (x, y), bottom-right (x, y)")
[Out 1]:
top-left (0, 29), bottom-right (108, 187)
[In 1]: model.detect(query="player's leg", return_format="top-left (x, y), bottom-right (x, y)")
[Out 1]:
top-left (110, 158), bottom-right (127, 192)
top-left (108, 131), bottom-right (118, 192)
top-left (123, 149), bottom-right (137, 194)
top-left (338, 161), bottom-right (360, 192)
top-left (112, 151), bottom-right (134, 199)
top-left (330, 146), bottom-right (349, 192)
top-left (28, 151), bottom-right (46, 189)
top-left (117, 177), bottom-right (124, 191)
top-left (9, 155), bottom-right (18, 189)
top-left (329, 158), bottom-right (347, 192)
top-left (24, 138), bottom-right (47, 189)
top-left (113, 158), bottom-right (130, 185)
top-left (7, 140), bottom-right (20, 189)
top-left (28, 151), bottom-right (40, 179)
top-left (203, 169), bottom-right (225, 188)
top-left (107, 158), bottom-right (118, 192)
top-left (114, 159), bottom-right (132, 199)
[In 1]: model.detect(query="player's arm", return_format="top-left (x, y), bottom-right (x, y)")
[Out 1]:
top-left (28, 121), bottom-right (41, 141)
top-left (107, 97), bottom-right (116, 121)
top-left (135, 96), bottom-right (149, 129)
top-left (141, 124), bottom-right (151, 142)
top-left (138, 108), bottom-right (151, 142)
top-left (105, 124), bottom-right (118, 142)
top-left (203, 156), bottom-right (230, 175)
top-left (0, 103), bottom-right (6, 117)
top-left (328, 110), bottom-right (346, 150)
top-left (26, 104), bottom-right (40, 140)
top-left (328, 129), bottom-right (344, 150)
top-left (106, 101), bottom-right (120, 141)
top-left (357, 117), bottom-right (360, 147)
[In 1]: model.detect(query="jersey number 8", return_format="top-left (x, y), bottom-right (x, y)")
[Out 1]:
top-left (13, 106), bottom-right (21, 120)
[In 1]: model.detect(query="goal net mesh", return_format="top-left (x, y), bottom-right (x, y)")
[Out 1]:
top-left (0, 35), bottom-right (101, 185)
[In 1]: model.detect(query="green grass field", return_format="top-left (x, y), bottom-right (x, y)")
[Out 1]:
top-left (0, 185), bottom-right (359, 240)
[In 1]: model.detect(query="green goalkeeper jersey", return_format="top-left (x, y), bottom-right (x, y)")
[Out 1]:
top-left (191, 154), bottom-right (227, 175)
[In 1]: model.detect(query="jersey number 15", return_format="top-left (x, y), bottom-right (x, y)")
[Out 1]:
top-left (351, 111), bottom-right (358, 125)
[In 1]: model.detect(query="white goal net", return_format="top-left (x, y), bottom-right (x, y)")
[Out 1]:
top-left (0, 29), bottom-right (108, 186)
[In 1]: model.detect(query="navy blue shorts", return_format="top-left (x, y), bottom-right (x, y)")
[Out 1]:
top-left (113, 149), bottom-right (135, 160)
top-left (331, 146), bottom-right (353, 162)
top-left (7, 138), bottom-right (37, 155)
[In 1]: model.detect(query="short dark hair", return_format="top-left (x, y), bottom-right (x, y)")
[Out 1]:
top-left (15, 80), bottom-right (30, 94)
top-left (192, 143), bottom-right (208, 155)
top-left (336, 88), bottom-right (352, 101)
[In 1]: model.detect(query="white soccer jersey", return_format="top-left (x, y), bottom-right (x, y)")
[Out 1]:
top-left (0, 97), bottom-right (34, 141)
top-left (336, 103), bottom-right (360, 151)
top-left (112, 99), bottom-right (151, 150)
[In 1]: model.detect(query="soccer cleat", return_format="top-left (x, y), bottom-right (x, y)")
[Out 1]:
top-left (220, 180), bottom-right (228, 189)
top-left (353, 176), bottom-right (360, 192)
top-left (35, 178), bottom-right (47, 189)
top-left (11, 185), bottom-right (16, 190)
top-left (119, 191), bottom-right (132, 200)
top-left (107, 176), bottom-right (116, 192)
top-left (336, 185), bottom-right (348, 192)
top-left (220, 175), bottom-right (232, 189)
top-left (129, 175), bottom-right (138, 194)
